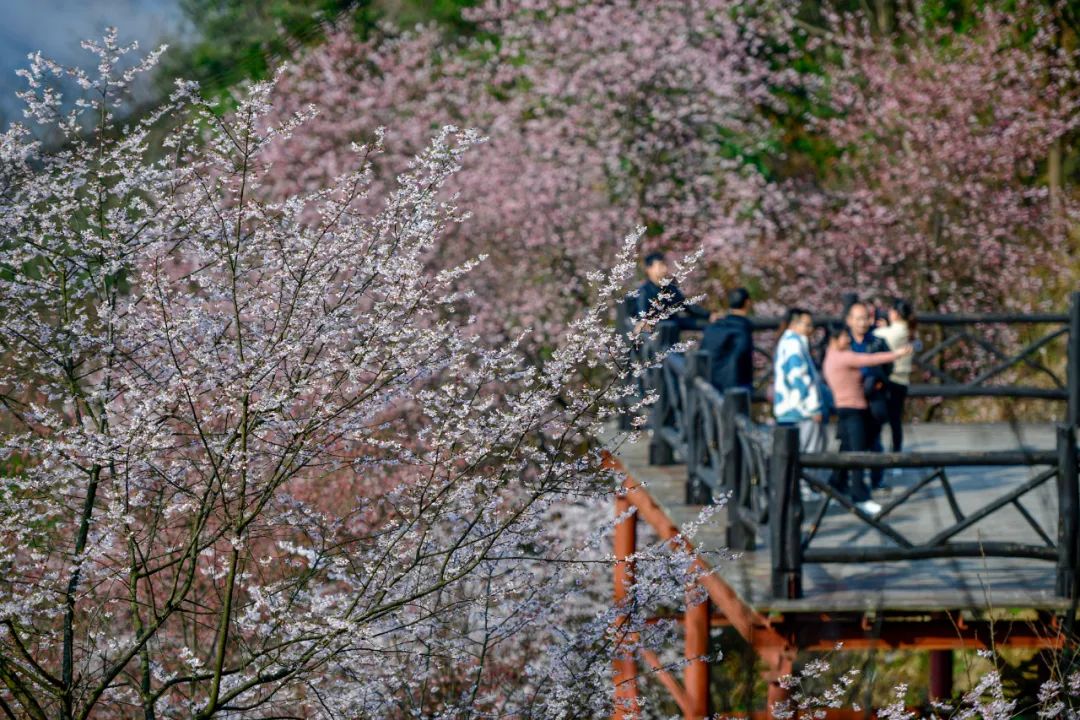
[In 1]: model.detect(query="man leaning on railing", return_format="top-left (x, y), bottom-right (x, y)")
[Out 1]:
top-left (633, 251), bottom-right (711, 333)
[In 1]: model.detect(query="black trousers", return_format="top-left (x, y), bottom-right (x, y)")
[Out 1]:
top-left (830, 408), bottom-right (871, 502)
top-left (865, 407), bottom-right (885, 489)
top-left (886, 381), bottom-right (908, 453)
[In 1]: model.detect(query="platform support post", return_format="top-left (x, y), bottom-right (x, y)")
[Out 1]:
top-left (613, 492), bottom-right (639, 719)
top-left (770, 424), bottom-right (803, 599)
top-left (929, 650), bottom-right (953, 701)
top-left (764, 656), bottom-right (793, 718)
top-left (1057, 424), bottom-right (1078, 598)
top-left (722, 388), bottom-right (753, 550)
top-left (684, 591), bottom-right (710, 719)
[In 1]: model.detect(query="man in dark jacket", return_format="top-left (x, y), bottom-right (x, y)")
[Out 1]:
top-left (634, 251), bottom-right (710, 331)
top-left (846, 301), bottom-right (891, 491)
top-left (701, 287), bottom-right (754, 394)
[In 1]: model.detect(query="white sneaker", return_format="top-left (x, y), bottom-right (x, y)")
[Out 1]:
top-left (856, 499), bottom-right (882, 516)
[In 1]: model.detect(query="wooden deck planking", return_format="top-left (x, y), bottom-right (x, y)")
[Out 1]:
top-left (611, 422), bottom-right (1074, 614)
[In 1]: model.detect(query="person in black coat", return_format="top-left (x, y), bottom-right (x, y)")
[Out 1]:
top-left (701, 287), bottom-right (754, 394)
top-left (634, 251), bottom-right (710, 331)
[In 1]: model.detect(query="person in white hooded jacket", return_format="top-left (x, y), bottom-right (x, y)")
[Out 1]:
top-left (773, 308), bottom-right (825, 453)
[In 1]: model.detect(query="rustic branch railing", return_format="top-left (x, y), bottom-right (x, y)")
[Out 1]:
top-left (748, 295), bottom-right (1080, 410)
top-left (621, 292), bottom-right (1080, 601)
top-left (770, 423), bottom-right (1078, 599)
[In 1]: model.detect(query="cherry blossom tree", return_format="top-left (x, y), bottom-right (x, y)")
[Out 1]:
top-left (261, 0), bottom-right (789, 345)
top-left (767, 2), bottom-right (1080, 313)
top-left (0, 32), bottom-right (708, 719)
top-left (261, 0), bottom-right (1080, 325)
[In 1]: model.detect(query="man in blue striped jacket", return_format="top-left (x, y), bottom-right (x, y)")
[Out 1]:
top-left (773, 308), bottom-right (825, 453)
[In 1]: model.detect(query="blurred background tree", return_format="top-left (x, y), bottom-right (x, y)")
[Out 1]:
top-left (158, 0), bottom-right (479, 102)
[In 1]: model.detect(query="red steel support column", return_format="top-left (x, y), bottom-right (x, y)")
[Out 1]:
top-left (929, 649), bottom-right (953, 702)
top-left (765, 655), bottom-right (793, 718)
top-left (613, 493), bottom-right (639, 719)
top-left (684, 592), bottom-right (711, 719)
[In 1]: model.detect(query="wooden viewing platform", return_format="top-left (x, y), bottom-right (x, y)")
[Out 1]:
top-left (609, 299), bottom-right (1080, 719)
top-left (615, 421), bottom-right (1070, 613)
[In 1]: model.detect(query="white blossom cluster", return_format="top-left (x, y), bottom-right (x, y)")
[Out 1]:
top-left (773, 646), bottom-right (1080, 720)
top-left (0, 31), bottom-right (703, 719)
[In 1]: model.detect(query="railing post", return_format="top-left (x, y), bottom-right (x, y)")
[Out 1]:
top-left (686, 352), bottom-right (713, 505)
top-left (655, 320), bottom-right (681, 351)
top-left (765, 655), bottom-right (794, 719)
top-left (648, 322), bottom-right (680, 466)
top-left (613, 491), bottom-right (639, 718)
top-left (694, 349), bottom-right (712, 390)
top-left (647, 363), bottom-right (675, 465)
top-left (1056, 423), bottom-right (1078, 598)
top-left (683, 591), bottom-right (711, 719)
top-left (770, 425), bottom-right (803, 599)
top-left (722, 388), bottom-right (753, 550)
top-left (1068, 292), bottom-right (1080, 427)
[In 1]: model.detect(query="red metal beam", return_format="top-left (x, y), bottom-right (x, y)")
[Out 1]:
top-left (764, 655), bottom-right (793, 717)
top-left (684, 594), bottom-right (710, 719)
top-left (606, 454), bottom-right (1068, 718)
top-left (641, 648), bottom-right (691, 715)
top-left (608, 455), bottom-right (795, 672)
top-left (775, 613), bottom-right (1066, 652)
top-left (612, 487), bottom-right (639, 719)
top-left (645, 613), bottom-right (732, 627)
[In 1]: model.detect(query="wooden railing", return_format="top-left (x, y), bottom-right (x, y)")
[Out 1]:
top-left (769, 423), bottom-right (1077, 599)
top-left (622, 293), bottom-right (1080, 600)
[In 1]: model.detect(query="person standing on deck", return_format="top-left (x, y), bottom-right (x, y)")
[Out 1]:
top-left (634, 251), bottom-right (711, 331)
top-left (773, 307), bottom-right (825, 453)
top-left (873, 299), bottom-right (917, 468)
top-left (701, 287), bottom-right (754, 395)
top-left (846, 302), bottom-right (893, 493)
top-left (823, 326), bottom-right (912, 516)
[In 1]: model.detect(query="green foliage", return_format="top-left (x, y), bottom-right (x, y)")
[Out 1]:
top-left (381, 0), bottom-right (481, 34)
top-left (159, 0), bottom-right (479, 104)
top-left (154, 0), bottom-right (1080, 187)
top-left (761, 0), bottom-right (1080, 185)
top-left (159, 0), bottom-right (360, 101)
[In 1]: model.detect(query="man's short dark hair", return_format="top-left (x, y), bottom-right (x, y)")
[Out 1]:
top-left (728, 287), bottom-right (750, 310)
top-left (845, 300), bottom-right (867, 318)
top-left (643, 251), bottom-right (666, 268)
top-left (783, 307), bottom-right (812, 327)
